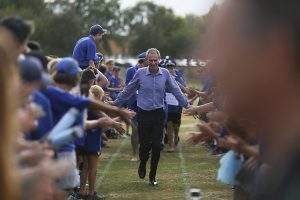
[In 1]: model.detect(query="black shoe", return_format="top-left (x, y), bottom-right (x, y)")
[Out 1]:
top-left (138, 163), bottom-right (146, 179)
top-left (149, 178), bottom-right (158, 186)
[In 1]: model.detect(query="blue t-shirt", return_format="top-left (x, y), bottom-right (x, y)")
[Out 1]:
top-left (105, 71), bottom-right (112, 80)
top-left (28, 90), bottom-right (54, 140)
top-left (125, 65), bottom-right (139, 112)
top-left (84, 111), bottom-right (102, 152)
top-left (109, 76), bottom-right (122, 101)
top-left (72, 36), bottom-right (96, 69)
top-left (167, 70), bottom-right (187, 113)
top-left (41, 86), bottom-right (91, 152)
top-left (126, 65), bottom-right (139, 85)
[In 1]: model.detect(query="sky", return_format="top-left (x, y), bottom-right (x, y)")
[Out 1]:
top-left (119, 0), bottom-right (222, 16)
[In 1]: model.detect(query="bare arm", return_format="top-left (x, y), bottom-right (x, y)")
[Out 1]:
top-left (97, 71), bottom-right (109, 86)
top-left (88, 60), bottom-right (96, 68)
top-left (87, 100), bottom-right (135, 124)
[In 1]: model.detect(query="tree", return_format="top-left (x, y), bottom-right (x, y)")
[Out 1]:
top-left (32, 9), bottom-right (83, 56)
top-left (121, 2), bottom-right (207, 59)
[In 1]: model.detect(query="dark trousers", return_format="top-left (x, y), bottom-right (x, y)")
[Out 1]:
top-left (138, 108), bottom-right (164, 179)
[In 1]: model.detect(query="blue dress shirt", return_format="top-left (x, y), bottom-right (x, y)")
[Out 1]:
top-left (114, 67), bottom-right (189, 111)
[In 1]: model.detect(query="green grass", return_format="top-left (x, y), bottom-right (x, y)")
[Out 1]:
top-left (96, 116), bottom-right (233, 200)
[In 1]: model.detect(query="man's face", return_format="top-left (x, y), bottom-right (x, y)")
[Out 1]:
top-left (210, 1), bottom-right (295, 121)
top-left (147, 53), bottom-right (160, 73)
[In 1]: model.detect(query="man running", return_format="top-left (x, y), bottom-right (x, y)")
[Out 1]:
top-left (114, 48), bottom-right (191, 186)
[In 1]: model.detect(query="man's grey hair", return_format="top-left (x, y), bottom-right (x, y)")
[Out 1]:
top-left (146, 48), bottom-right (161, 58)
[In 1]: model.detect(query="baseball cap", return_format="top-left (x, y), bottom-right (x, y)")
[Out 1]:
top-left (19, 55), bottom-right (52, 84)
top-left (138, 52), bottom-right (147, 61)
top-left (56, 57), bottom-right (82, 75)
top-left (90, 24), bottom-right (108, 36)
top-left (94, 53), bottom-right (103, 64)
top-left (112, 66), bottom-right (121, 72)
top-left (165, 60), bottom-right (176, 68)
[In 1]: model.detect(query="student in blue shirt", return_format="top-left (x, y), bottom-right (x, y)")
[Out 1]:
top-left (73, 24), bottom-right (108, 69)
top-left (164, 60), bottom-right (187, 153)
top-left (125, 52), bottom-right (148, 84)
top-left (125, 52), bottom-right (148, 162)
top-left (104, 59), bottom-right (115, 80)
top-left (107, 67), bottom-right (124, 101)
top-left (29, 90), bottom-right (54, 140)
top-left (41, 57), bottom-right (135, 193)
top-left (114, 48), bottom-right (191, 186)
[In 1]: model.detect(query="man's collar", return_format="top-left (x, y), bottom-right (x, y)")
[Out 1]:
top-left (146, 66), bottom-right (162, 76)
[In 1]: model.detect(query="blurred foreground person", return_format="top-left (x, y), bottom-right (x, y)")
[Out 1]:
top-left (211, 0), bottom-right (300, 199)
top-left (0, 16), bottom-right (31, 60)
top-left (0, 41), bottom-right (19, 200)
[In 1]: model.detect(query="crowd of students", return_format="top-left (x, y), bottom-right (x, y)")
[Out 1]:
top-left (1, 0), bottom-right (300, 200)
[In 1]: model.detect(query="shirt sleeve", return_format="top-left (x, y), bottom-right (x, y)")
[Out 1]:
top-left (113, 71), bottom-right (140, 107)
top-left (43, 87), bottom-right (91, 111)
top-left (86, 42), bottom-right (96, 61)
top-left (166, 73), bottom-right (189, 108)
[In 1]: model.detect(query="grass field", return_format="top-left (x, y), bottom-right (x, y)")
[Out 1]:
top-left (95, 116), bottom-right (233, 200)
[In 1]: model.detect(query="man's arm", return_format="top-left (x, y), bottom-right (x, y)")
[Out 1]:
top-left (113, 72), bottom-right (140, 107)
top-left (166, 73), bottom-right (189, 108)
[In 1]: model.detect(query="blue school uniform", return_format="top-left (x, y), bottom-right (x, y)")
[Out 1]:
top-left (28, 90), bottom-right (54, 140)
top-left (109, 76), bottom-right (122, 101)
top-left (105, 71), bottom-right (112, 80)
top-left (84, 111), bottom-right (102, 152)
top-left (167, 70), bottom-right (187, 114)
top-left (41, 86), bottom-right (90, 152)
top-left (124, 65), bottom-right (139, 112)
top-left (72, 36), bottom-right (96, 69)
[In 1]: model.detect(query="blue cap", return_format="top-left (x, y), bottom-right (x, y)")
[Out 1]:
top-left (95, 53), bottom-right (103, 64)
top-left (138, 52), bottom-right (147, 61)
top-left (56, 57), bottom-right (82, 75)
top-left (159, 59), bottom-right (166, 67)
top-left (19, 55), bottom-right (52, 84)
top-left (165, 59), bottom-right (176, 67)
top-left (90, 24), bottom-right (108, 36)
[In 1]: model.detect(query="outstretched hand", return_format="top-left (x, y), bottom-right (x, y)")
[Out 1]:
top-left (118, 108), bottom-right (136, 124)
top-left (184, 106), bottom-right (200, 119)
top-left (218, 135), bottom-right (247, 152)
top-left (186, 123), bottom-right (219, 145)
